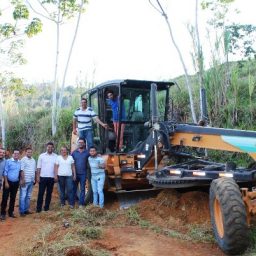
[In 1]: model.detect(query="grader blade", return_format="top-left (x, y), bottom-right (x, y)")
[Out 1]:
top-left (116, 188), bottom-right (161, 209)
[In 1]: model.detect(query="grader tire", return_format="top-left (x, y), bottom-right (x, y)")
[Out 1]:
top-left (209, 178), bottom-right (250, 255)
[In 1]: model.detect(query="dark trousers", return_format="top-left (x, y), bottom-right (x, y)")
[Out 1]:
top-left (73, 174), bottom-right (86, 206)
top-left (1, 180), bottom-right (19, 216)
top-left (36, 177), bottom-right (54, 212)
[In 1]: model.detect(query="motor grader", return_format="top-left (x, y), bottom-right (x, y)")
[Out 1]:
top-left (72, 79), bottom-right (256, 255)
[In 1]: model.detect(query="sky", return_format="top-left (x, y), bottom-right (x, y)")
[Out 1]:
top-left (5, 0), bottom-right (256, 86)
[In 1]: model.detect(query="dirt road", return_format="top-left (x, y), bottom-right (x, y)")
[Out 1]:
top-left (0, 186), bottom-right (227, 256)
top-left (0, 214), bottom-right (224, 256)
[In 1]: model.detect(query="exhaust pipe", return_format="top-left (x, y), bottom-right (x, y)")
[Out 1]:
top-left (151, 83), bottom-right (159, 125)
top-left (150, 83), bottom-right (159, 171)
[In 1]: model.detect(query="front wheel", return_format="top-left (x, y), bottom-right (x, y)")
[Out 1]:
top-left (209, 178), bottom-right (250, 255)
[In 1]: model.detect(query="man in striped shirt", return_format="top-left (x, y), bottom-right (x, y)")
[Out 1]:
top-left (73, 98), bottom-right (108, 149)
top-left (19, 147), bottom-right (36, 216)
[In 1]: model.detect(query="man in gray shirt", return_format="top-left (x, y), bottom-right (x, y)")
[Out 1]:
top-left (0, 148), bottom-right (5, 190)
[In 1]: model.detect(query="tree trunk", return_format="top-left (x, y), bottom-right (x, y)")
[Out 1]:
top-left (151, 0), bottom-right (197, 123)
top-left (195, 0), bottom-right (207, 122)
top-left (51, 5), bottom-right (61, 136)
top-left (57, 0), bottom-right (84, 114)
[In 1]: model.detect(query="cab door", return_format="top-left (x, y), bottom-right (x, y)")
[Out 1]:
top-left (89, 90), bottom-right (104, 152)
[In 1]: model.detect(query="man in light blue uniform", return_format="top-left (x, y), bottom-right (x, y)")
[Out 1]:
top-left (0, 149), bottom-right (21, 219)
top-left (88, 146), bottom-right (105, 208)
top-left (72, 98), bottom-right (108, 149)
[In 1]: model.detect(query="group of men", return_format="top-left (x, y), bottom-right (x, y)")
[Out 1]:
top-left (0, 96), bottom-right (110, 220)
top-left (0, 147), bottom-right (36, 219)
top-left (0, 138), bottom-right (105, 220)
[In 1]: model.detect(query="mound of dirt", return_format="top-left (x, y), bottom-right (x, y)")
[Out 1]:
top-left (137, 189), bottom-right (211, 230)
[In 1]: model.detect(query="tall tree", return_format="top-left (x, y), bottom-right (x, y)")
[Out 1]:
top-left (149, 0), bottom-right (197, 123)
top-left (201, 0), bottom-right (236, 104)
top-left (0, 1), bottom-right (42, 147)
top-left (26, 0), bottom-right (87, 136)
top-left (188, 0), bottom-right (207, 122)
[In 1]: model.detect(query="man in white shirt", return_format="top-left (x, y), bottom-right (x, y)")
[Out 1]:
top-left (36, 142), bottom-right (57, 213)
top-left (72, 98), bottom-right (108, 149)
top-left (19, 147), bottom-right (36, 216)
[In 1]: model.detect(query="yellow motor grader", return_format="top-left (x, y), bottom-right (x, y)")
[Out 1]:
top-left (72, 79), bottom-right (256, 255)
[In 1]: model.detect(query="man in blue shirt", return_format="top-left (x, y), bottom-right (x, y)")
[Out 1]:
top-left (0, 148), bottom-right (5, 191)
top-left (0, 149), bottom-right (21, 220)
top-left (106, 90), bottom-right (126, 151)
top-left (71, 138), bottom-right (90, 207)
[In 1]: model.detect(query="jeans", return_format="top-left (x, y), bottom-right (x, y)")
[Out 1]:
top-left (79, 129), bottom-right (93, 149)
top-left (91, 173), bottom-right (105, 208)
top-left (1, 180), bottom-right (19, 216)
top-left (19, 181), bottom-right (34, 214)
top-left (36, 177), bottom-right (54, 212)
top-left (58, 176), bottom-right (74, 206)
top-left (73, 174), bottom-right (86, 206)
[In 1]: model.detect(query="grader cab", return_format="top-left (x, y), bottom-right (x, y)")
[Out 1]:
top-left (72, 79), bottom-right (256, 255)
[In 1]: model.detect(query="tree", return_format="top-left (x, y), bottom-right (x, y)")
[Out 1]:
top-left (200, 0), bottom-right (238, 123)
top-left (0, 1), bottom-right (42, 147)
top-left (149, 0), bottom-right (197, 123)
top-left (188, 0), bottom-right (207, 122)
top-left (225, 24), bottom-right (256, 59)
top-left (25, 0), bottom-right (88, 136)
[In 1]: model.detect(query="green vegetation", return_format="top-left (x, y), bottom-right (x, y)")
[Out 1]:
top-left (1, 59), bottom-right (256, 167)
top-left (79, 227), bottom-right (102, 239)
top-left (2, 84), bottom-right (83, 154)
top-left (26, 206), bottom-right (114, 256)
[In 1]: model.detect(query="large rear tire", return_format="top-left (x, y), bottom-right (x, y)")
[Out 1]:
top-left (209, 178), bottom-right (250, 255)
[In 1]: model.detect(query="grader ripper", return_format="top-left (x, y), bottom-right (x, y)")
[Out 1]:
top-left (73, 79), bottom-right (256, 255)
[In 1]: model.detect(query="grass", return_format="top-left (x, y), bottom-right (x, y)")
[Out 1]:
top-left (244, 226), bottom-right (256, 256)
top-left (25, 206), bottom-right (115, 256)
top-left (126, 206), bottom-right (141, 225)
top-left (79, 227), bottom-right (103, 239)
top-left (187, 224), bottom-right (215, 243)
top-left (24, 202), bottom-right (224, 256)
top-left (125, 206), bottom-right (214, 243)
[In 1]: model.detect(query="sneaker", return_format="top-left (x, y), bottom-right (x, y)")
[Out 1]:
top-left (70, 205), bottom-right (74, 209)
top-left (78, 205), bottom-right (83, 209)
top-left (9, 213), bottom-right (17, 218)
top-left (0, 215), bottom-right (6, 221)
top-left (24, 211), bottom-right (33, 215)
top-left (20, 213), bottom-right (26, 217)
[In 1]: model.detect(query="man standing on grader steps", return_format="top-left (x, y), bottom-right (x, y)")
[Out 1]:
top-left (72, 98), bottom-right (108, 149)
